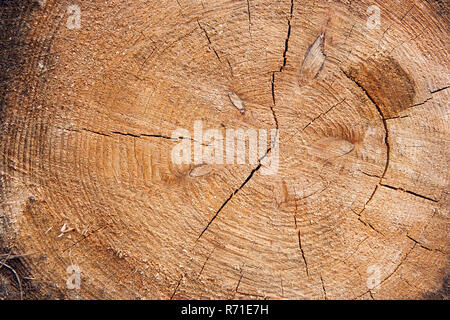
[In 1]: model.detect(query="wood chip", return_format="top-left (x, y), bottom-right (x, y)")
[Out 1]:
top-left (228, 92), bottom-right (245, 113)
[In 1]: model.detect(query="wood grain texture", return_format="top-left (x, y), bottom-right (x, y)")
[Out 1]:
top-left (0, 0), bottom-right (448, 299)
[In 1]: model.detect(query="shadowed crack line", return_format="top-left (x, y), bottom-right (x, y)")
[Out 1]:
top-left (406, 235), bottom-right (432, 251)
top-left (359, 217), bottom-right (384, 236)
top-left (170, 276), bottom-right (183, 300)
top-left (60, 126), bottom-right (209, 146)
top-left (196, 115), bottom-right (279, 241)
top-left (361, 171), bottom-right (382, 178)
top-left (380, 183), bottom-right (438, 203)
top-left (269, 0), bottom-right (294, 129)
top-left (385, 115), bottom-right (410, 121)
top-left (430, 86), bottom-right (449, 94)
top-left (197, 20), bottom-right (221, 63)
top-left (342, 69), bottom-right (390, 179)
top-left (246, 0), bottom-right (252, 36)
top-left (236, 291), bottom-right (267, 299)
top-left (198, 247), bottom-right (215, 277)
top-left (81, 128), bottom-right (111, 137)
top-left (280, 0), bottom-right (294, 72)
top-left (226, 58), bottom-right (234, 77)
top-left (196, 163), bottom-right (262, 241)
top-left (297, 229), bottom-right (310, 277)
top-left (270, 73), bottom-right (280, 129)
top-left (111, 131), bottom-right (209, 146)
top-left (351, 208), bottom-right (384, 237)
top-left (342, 69), bottom-right (394, 217)
top-left (320, 275), bottom-right (327, 300)
top-left (303, 99), bottom-right (346, 130)
top-left (411, 97), bottom-right (432, 108)
top-left (235, 272), bottom-right (243, 292)
top-left (379, 243), bottom-right (416, 287)
top-left (271, 72), bottom-right (277, 105)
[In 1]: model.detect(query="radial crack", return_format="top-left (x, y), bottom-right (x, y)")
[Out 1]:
top-left (280, 0), bottom-right (294, 72)
top-left (170, 276), bottom-right (183, 300)
top-left (246, 0), bottom-right (252, 36)
top-left (196, 163), bottom-right (262, 240)
top-left (269, 1), bottom-right (294, 133)
top-left (270, 73), bottom-right (280, 129)
top-left (351, 208), bottom-right (384, 236)
top-left (111, 131), bottom-right (209, 146)
top-left (320, 275), bottom-right (327, 300)
top-left (342, 69), bottom-right (393, 216)
top-left (81, 128), bottom-right (111, 137)
top-left (198, 248), bottom-right (215, 277)
top-left (297, 230), bottom-right (310, 277)
top-left (197, 20), bottom-right (221, 63)
top-left (235, 272), bottom-right (243, 292)
top-left (380, 183), bottom-right (438, 203)
top-left (379, 243), bottom-right (416, 288)
top-left (430, 86), bottom-right (449, 94)
top-left (303, 99), bottom-right (345, 130)
top-left (406, 235), bottom-right (432, 251)
top-left (342, 69), bottom-right (390, 179)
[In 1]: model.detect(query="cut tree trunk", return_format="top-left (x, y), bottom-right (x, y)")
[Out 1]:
top-left (0, 0), bottom-right (448, 300)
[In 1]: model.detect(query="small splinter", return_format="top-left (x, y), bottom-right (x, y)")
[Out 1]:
top-left (58, 223), bottom-right (73, 237)
top-left (298, 32), bottom-right (326, 87)
top-left (228, 92), bottom-right (245, 114)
